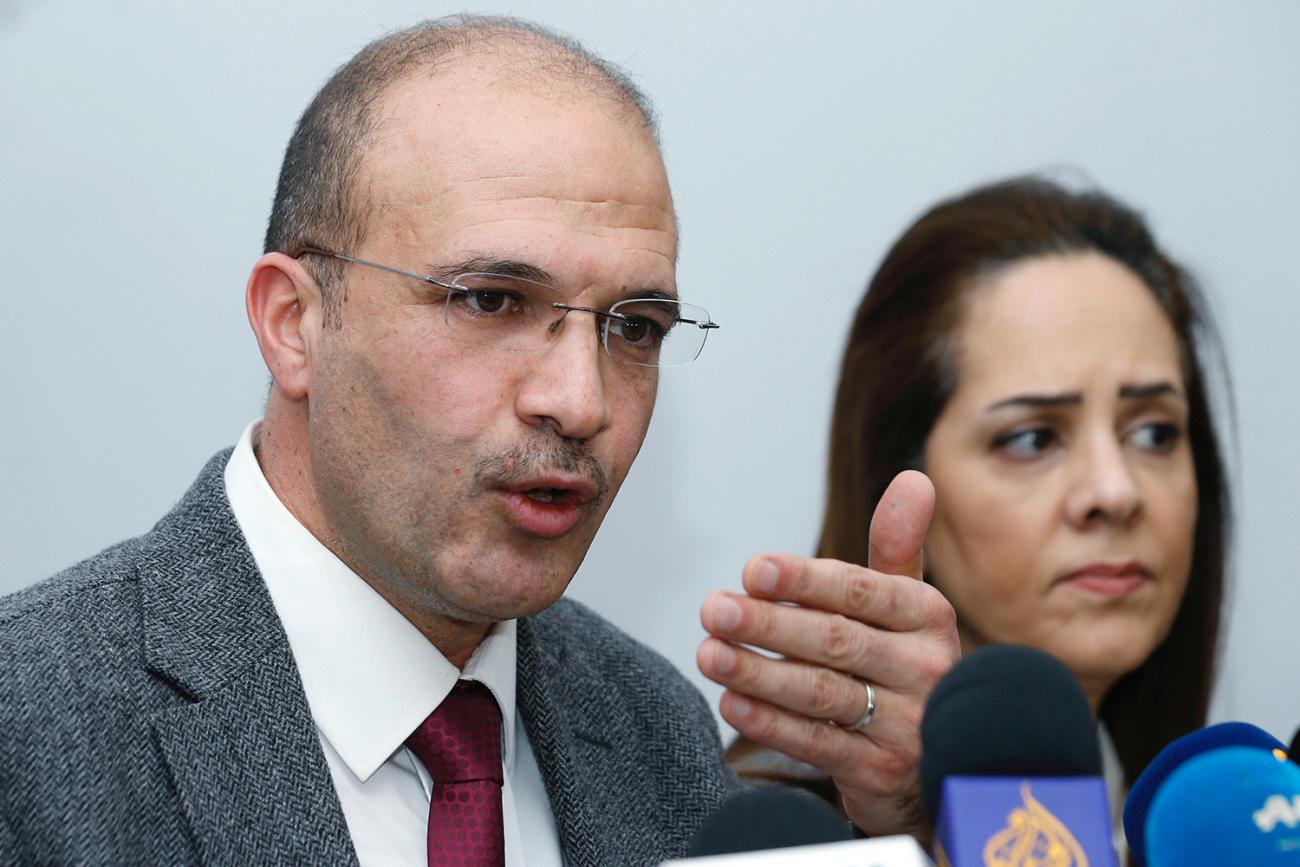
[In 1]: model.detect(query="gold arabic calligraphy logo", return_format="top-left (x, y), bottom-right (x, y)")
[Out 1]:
top-left (983, 782), bottom-right (1089, 867)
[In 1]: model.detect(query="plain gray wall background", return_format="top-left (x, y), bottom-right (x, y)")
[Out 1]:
top-left (3, 1), bottom-right (1297, 740)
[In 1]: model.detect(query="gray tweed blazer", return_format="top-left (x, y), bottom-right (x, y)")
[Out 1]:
top-left (0, 452), bottom-right (735, 865)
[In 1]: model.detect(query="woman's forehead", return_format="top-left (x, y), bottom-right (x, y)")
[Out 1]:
top-left (951, 252), bottom-right (1183, 398)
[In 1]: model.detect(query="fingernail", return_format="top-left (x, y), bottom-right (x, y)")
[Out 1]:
top-left (712, 641), bottom-right (737, 675)
top-left (710, 594), bottom-right (742, 631)
top-left (725, 693), bottom-right (752, 719)
top-left (750, 559), bottom-right (779, 594)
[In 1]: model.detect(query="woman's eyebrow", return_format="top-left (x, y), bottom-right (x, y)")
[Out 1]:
top-left (986, 392), bottom-right (1082, 413)
top-left (985, 381), bottom-right (1185, 414)
top-left (1119, 381), bottom-right (1185, 401)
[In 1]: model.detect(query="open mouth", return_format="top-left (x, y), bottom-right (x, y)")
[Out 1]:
top-left (523, 487), bottom-right (565, 504)
top-left (496, 481), bottom-right (596, 538)
top-left (519, 486), bottom-right (592, 508)
top-left (505, 477), bottom-right (598, 508)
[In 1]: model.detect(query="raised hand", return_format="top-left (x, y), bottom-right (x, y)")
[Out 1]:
top-left (698, 470), bottom-right (960, 838)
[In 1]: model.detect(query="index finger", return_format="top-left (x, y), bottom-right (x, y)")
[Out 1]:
top-left (739, 555), bottom-right (944, 632)
top-left (867, 470), bottom-right (934, 582)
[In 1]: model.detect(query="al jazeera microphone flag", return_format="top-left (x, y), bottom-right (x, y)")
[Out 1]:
top-left (933, 777), bottom-right (1116, 867)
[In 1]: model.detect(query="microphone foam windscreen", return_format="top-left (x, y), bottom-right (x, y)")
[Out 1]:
top-left (1145, 746), bottom-right (1300, 866)
top-left (687, 786), bottom-right (855, 856)
top-left (919, 644), bottom-right (1101, 823)
top-left (1123, 721), bottom-right (1285, 866)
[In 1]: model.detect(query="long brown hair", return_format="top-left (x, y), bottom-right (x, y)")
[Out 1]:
top-left (818, 175), bottom-right (1231, 789)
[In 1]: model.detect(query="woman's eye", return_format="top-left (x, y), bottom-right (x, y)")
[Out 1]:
top-left (994, 427), bottom-right (1058, 459)
top-left (1128, 422), bottom-right (1182, 453)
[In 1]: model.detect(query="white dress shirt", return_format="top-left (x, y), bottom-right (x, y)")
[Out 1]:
top-left (1099, 724), bottom-right (1129, 864)
top-left (224, 420), bottom-right (564, 867)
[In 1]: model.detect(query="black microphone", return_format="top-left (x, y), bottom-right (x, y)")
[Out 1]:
top-left (920, 644), bottom-right (1116, 866)
top-left (687, 786), bottom-right (855, 856)
top-left (673, 786), bottom-right (934, 865)
top-left (1289, 724), bottom-right (1300, 765)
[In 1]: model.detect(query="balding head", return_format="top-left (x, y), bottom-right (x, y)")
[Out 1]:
top-left (263, 14), bottom-right (660, 326)
top-left (244, 16), bottom-right (676, 662)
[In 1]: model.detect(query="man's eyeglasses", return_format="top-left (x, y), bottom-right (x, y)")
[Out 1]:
top-left (293, 247), bottom-right (719, 368)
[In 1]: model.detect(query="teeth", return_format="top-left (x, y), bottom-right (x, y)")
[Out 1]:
top-left (525, 489), bottom-right (556, 503)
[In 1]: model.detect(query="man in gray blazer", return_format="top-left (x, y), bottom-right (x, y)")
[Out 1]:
top-left (0, 15), bottom-right (959, 866)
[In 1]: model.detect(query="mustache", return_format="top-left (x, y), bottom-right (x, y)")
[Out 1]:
top-left (471, 435), bottom-right (609, 505)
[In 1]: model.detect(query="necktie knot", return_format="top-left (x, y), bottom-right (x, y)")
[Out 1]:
top-left (406, 680), bottom-right (503, 785)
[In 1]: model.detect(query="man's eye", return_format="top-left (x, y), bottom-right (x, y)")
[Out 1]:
top-left (611, 315), bottom-right (665, 347)
top-left (994, 427), bottom-right (1058, 459)
top-left (1128, 422), bottom-right (1182, 454)
top-left (453, 288), bottom-right (521, 316)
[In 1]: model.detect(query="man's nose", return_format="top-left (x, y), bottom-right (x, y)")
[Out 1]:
top-left (1063, 430), bottom-right (1143, 528)
top-left (513, 310), bottom-right (613, 440)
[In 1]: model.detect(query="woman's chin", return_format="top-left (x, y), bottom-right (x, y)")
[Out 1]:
top-left (1053, 636), bottom-right (1158, 704)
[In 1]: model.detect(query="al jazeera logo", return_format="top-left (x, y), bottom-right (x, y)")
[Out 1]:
top-left (978, 782), bottom-right (1088, 867)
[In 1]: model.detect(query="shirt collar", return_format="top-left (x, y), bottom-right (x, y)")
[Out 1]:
top-left (223, 419), bottom-right (519, 781)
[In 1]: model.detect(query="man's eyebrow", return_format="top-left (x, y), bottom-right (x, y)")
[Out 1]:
top-left (614, 287), bottom-right (678, 304)
top-left (427, 258), bottom-right (557, 285)
top-left (985, 381), bottom-right (1186, 413)
top-left (427, 258), bottom-right (677, 301)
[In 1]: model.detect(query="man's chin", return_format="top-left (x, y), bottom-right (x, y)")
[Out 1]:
top-left (486, 581), bottom-right (574, 621)
top-left (441, 571), bottom-right (577, 624)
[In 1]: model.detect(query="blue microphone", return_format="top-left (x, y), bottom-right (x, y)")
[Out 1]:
top-left (1123, 721), bottom-right (1286, 865)
top-left (919, 645), bottom-right (1116, 867)
top-left (1143, 746), bottom-right (1300, 866)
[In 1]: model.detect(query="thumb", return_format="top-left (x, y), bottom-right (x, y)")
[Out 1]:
top-left (867, 470), bottom-right (935, 581)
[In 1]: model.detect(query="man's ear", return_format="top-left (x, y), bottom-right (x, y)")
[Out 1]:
top-left (245, 252), bottom-right (324, 400)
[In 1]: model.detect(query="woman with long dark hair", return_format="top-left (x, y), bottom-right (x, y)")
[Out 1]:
top-left (727, 175), bottom-right (1231, 862)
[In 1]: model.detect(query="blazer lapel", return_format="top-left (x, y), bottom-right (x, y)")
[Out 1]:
top-left (517, 600), bottom-right (732, 866)
top-left (517, 611), bottom-right (619, 867)
top-left (140, 453), bottom-right (357, 865)
top-left (149, 646), bottom-right (356, 865)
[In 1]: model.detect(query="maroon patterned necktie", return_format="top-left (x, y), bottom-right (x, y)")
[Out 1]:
top-left (405, 680), bottom-right (505, 867)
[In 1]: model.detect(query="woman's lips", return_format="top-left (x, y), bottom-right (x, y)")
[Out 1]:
top-left (1062, 561), bottom-right (1152, 598)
